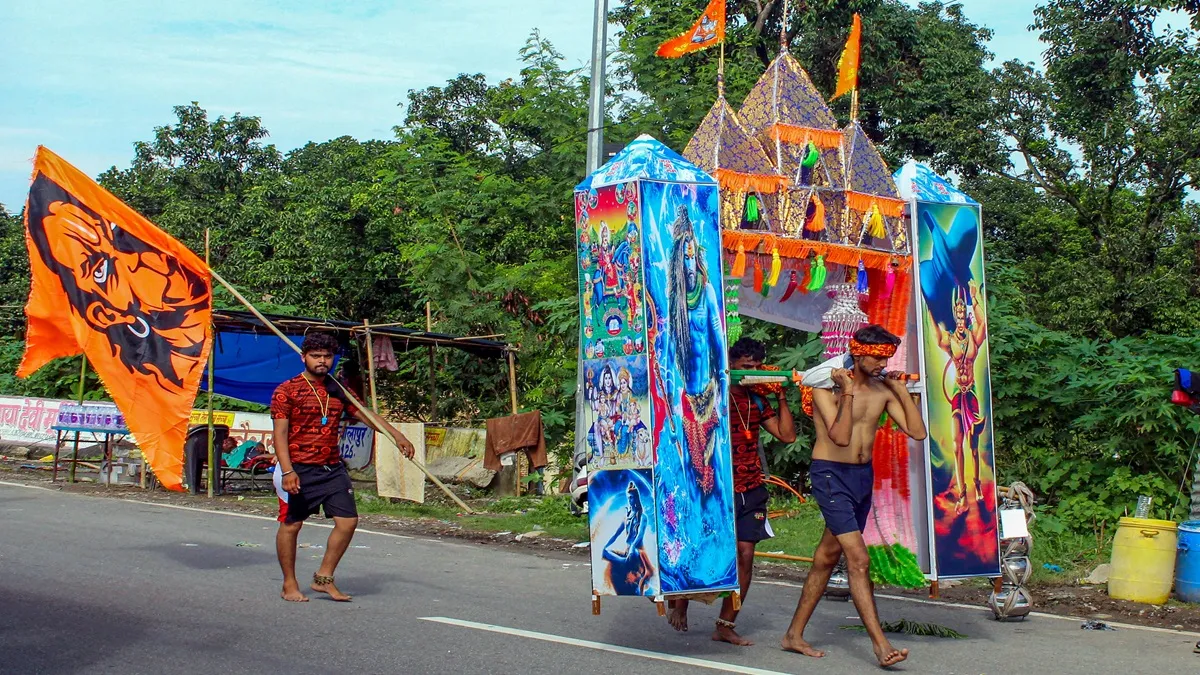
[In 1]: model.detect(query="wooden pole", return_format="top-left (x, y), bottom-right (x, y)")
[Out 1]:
top-left (207, 268), bottom-right (474, 514)
top-left (363, 320), bottom-right (379, 412)
top-left (506, 348), bottom-right (521, 496)
top-left (69, 356), bottom-right (87, 483)
top-left (206, 229), bottom-right (216, 499)
top-left (427, 302), bottom-right (437, 423)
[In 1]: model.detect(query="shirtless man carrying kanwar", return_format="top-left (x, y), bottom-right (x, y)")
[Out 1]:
top-left (781, 325), bottom-right (927, 668)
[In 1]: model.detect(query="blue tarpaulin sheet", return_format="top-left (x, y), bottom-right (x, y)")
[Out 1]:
top-left (200, 330), bottom-right (337, 407)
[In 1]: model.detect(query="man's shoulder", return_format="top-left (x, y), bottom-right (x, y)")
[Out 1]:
top-left (273, 375), bottom-right (305, 397)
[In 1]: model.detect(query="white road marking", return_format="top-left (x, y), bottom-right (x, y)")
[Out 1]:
top-left (420, 616), bottom-right (792, 675)
top-left (0, 480), bottom-right (56, 491)
top-left (757, 579), bottom-right (1200, 638)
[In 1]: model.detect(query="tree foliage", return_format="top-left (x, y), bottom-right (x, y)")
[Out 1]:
top-left (0, 5), bottom-right (1198, 526)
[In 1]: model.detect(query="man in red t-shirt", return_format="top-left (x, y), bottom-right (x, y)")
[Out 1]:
top-left (668, 337), bottom-right (796, 646)
top-left (272, 332), bottom-right (415, 603)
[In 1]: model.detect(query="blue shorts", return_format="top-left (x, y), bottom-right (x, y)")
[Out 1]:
top-left (810, 459), bottom-right (873, 536)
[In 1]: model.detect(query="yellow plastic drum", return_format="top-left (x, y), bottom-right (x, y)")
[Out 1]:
top-left (1108, 517), bottom-right (1178, 605)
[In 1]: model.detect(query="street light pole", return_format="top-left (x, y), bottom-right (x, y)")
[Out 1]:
top-left (585, 0), bottom-right (609, 174)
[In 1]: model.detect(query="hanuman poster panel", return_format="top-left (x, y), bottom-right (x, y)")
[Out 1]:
top-left (640, 180), bottom-right (737, 594)
top-left (576, 181), bottom-right (652, 472)
top-left (914, 201), bottom-right (1000, 579)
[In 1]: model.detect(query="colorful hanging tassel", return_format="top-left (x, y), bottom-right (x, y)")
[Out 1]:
top-left (799, 260), bottom-right (813, 294)
top-left (856, 259), bottom-right (869, 295)
top-left (807, 255), bottom-right (827, 291)
top-left (805, 195), bottom-right (826, 232)
top-left (868, 205), bottom-right (887, 239)
top-left (746, 194), bottom-right (759, 222)
top-left (725, 280), bottom-right (742, 343)
top-left (732, 242), bottom-right (746, 278)
top-left (779, 270), bottom-right (800, 302)
top-left (801, 142), bottom-right (820, 169)
top-left (767, 247), bottom-right (782, 287)
top-left (883, 260), bottom-right (897, 298)
top-left (753, 260), bottom-right (764, 293)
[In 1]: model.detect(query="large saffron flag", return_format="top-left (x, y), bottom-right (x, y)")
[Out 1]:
top-left (832, 13), bottom-right (862, 100)
top-left (19, 147), bottom-right (212, 491)
top-left (656, 0), bottom-right (725, 58)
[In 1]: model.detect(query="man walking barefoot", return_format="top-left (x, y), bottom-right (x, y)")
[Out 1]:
top-left (781, 325), bottom-right (926, 668)
top-left (272, 332), bottom-right (414, 602)
top-left (668, 337), bottom-right (796, 645)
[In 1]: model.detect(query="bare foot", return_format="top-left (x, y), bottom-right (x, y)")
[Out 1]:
top-left (712, 624), bottom-right (753, 646)
top-left (280, 583), bottom-right (308, 602)
top-left (311, 576), bottom-right (352, 602)
top-left (667, 605), bottom-right (688, 632)
top-left (781, 633), bottom-right (825, 658)
top-left (954, 497), bottom-right (968, 516)
top-left (874, 642), bottom-right (909, 668)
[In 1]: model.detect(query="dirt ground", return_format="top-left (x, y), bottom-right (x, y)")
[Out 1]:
top-left (4, 461), bottom-right (1199, 633)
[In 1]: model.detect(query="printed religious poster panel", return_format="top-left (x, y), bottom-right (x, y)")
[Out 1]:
top-left (581, 355), bottom-right (653, 470)
top-left (914, 201), bottom-right (1000, 579)
top-left (589, 467), bottom-right (660, 597)
top-left (640, 180), bottom-right (737, 594)
top-left (576, 181), bottom-right (647, 362)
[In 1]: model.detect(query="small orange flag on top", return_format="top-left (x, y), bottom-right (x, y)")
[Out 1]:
top-left (832, 13), bottom-right (862, 100)
top-left (656, 0), bottom-right (726, 58)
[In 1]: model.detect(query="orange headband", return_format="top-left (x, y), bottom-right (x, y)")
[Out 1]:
top-left (848, 339), bottom-right (897, 358)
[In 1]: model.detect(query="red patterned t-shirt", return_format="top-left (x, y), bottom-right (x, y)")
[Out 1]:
top-left (270, 374), bottom-right (359, 465)
top-left (730, 387), bottom-right (776, 493)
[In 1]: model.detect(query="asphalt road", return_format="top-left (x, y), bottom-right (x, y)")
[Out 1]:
top-left (1, 480), bottom-right (1197, 675)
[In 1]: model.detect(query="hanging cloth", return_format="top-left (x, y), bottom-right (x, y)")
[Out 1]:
top-left (373, 335), bottom-right (399, 372)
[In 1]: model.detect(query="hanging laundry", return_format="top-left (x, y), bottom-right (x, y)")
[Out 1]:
top-left (373, 335), bottom-right (399, 372)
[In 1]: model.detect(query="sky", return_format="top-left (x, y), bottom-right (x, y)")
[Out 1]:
top-left (0, 0), bottom-right (1050, 210)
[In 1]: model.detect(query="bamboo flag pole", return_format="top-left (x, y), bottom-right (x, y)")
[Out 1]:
top-left (207, 269), bottom-right (474, 514)
top-left (205, 229), bottom-right (216, 499)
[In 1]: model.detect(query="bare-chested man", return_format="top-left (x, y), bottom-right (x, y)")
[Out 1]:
top-left (931, 281), bottom-right (987, 514)
top-left (781, 325), bottom-right (927, 668)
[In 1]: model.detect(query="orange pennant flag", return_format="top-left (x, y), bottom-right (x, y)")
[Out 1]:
top-left (20, 147), bottom-right (212, 491)
top-left (832, 13), bottom-right (862, 100)
top-left (656, 0), bottom-right (726, 58)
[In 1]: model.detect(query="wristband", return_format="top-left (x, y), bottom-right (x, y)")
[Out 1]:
top-left (282, 470), bottom-right (295, 477)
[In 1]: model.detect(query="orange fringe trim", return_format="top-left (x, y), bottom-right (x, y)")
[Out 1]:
top-left (722, 230), bottom-right (912, 273)
top-left (846, 191), bottom-right (906, 218)
top-left (770, 124), bottom-right (844, 149)
top-left (715, 168), bottom-right (789, 194)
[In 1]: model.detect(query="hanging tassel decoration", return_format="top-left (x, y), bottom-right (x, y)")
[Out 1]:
top-left (799, 142), bottom-right (820, 185)
top-left (868, 204), bottom-right (887, 239)
top-left (753, 259), bottom-right (764, 293)
top-left (799, 260), bottom-right (813, 295)
top-left (883, 259), bottom-right (897, 299)
top-left (768, 247), bottom-right (782, 287)
top-left (732, 242), bottom-right (746, 278)
top-left (780, 270), bottom-right (800, 302)
top-left (725, 280), bottom-right (743, 343)
top-left (807, 255), bottom-right (827, 291)
top-left (746, 194), bottom-right (759, 222)
top-left (805, 195), bottom-right (826, 232)
top-left (856, 259), bottom-right (869, 295)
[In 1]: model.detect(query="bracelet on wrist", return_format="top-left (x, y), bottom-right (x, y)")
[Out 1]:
top-left (282, 470), bottom-right (295, 477)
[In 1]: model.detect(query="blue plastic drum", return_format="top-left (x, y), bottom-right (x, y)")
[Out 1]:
top-left (1178, 521), bottom-right (1200, 604)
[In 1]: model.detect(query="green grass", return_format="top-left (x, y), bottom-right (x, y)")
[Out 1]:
top-left (354, 490), bottom-right (589, 541)
top-left (760, 495), bottom-right (826, 560)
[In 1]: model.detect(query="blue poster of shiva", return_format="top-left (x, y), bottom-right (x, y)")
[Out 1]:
top-left (640, 180), bottom-right (737, 594)
top-left (589, 468), bottom-right (659, 596)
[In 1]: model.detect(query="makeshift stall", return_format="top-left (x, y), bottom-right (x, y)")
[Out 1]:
top-left (51, 402), bottom-right (130, 485)
top-left (576, 136), bottom-right (739, 613)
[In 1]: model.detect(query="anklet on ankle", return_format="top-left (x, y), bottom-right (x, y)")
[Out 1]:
top-left (715, 618), bottom-right (736, 629)
top-left (313, 573), bottom-right (334, 585)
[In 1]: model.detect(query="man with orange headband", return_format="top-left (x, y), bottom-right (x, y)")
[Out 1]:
top-left (782, 325), bottom-right (926, 668)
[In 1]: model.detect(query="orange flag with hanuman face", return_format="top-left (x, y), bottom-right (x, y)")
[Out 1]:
top-left (656, 0), bottom-right (725, 58)
top-left (832, 13), bottom-right (863, 100)
top-left (19, 147), bottom-right (212, 491)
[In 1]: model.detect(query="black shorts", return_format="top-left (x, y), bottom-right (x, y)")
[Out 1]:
top-left (735, 485), bottom-right (773, 543)
top-left (282, 463), bottom-right (357, 523)
top-left (810, 459), bottom-right (873, 536)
